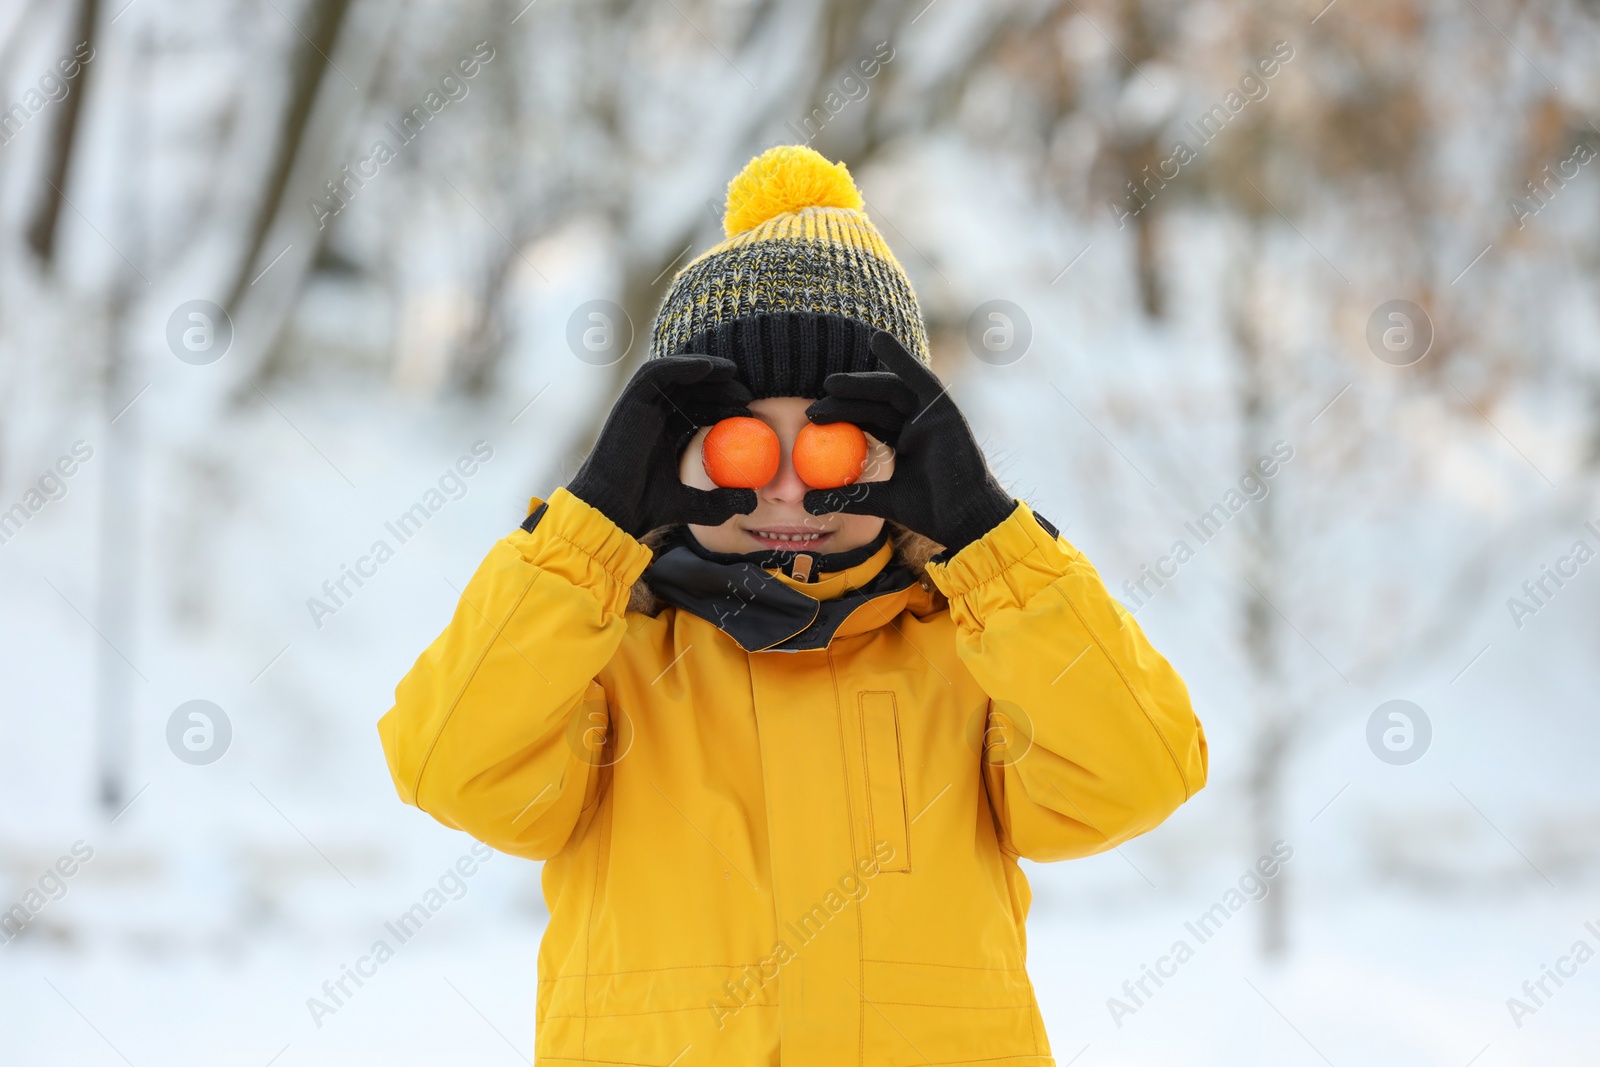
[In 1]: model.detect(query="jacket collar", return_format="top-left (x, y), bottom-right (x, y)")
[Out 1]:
top-left (643, 535), bottom-right (923, 653)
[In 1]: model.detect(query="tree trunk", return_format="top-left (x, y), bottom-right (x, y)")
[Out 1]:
top-left (94, 20), bottom-right (148, 816)
top-left (223, 0), bottom-right (354, 312)
top-left (25, 0), bottom-right (99, 264)
top-left (1232, 230), bottom-right (1292, 957)
top-left (96, 297), bottom-right (139, 815)
top-left (1249, 683), bottom-right (1290, 958)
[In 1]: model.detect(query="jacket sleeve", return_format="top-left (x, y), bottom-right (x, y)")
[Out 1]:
top-left (377, 488), bottom-right (653, 860)
top-left (924, 502), bottom-right (1207, 862)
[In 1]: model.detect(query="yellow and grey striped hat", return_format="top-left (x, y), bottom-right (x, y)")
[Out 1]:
top-left (648, 145), bottom-right (930, 398)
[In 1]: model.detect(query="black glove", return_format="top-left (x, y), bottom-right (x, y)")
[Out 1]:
top-left (565, 355), bottom-right (757, 538)
top-left (803, 332), bottom-right (1016, 552)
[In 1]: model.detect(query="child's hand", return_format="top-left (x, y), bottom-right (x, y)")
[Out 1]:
top-left (802, 332), bottom-right (1015, 552)
top-left (566, 355), bottom-right (759, 537)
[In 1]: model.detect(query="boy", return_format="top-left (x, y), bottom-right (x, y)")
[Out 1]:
top-left (380, 145), bottom-right (1207, 1065)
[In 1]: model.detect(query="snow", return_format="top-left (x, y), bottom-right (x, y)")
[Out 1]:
top-left (5, 0), bottom-right (1600, 1061)
top-left (1, 365), bottom-right (1595, 1064)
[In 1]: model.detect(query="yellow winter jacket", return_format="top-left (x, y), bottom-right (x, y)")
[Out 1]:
top-left (379, 487), bottom-right (1206, 1066)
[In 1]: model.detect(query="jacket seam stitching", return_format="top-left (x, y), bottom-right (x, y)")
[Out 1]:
top-left (825, 651), bottom-right (867, 1067)
top-left (858, 692), bottom-right (912, 873)
top-left (1026, 970), bottom-right (1043, 1055)
top-left (860, 959), bottom-right (1029, 971)
top-left (581, 782), bottom-right (611, 1058)
top-left (1047, 579), bottom-right (1192, 798)
top-left (543, 1004), bottom-right (778, 1020)
top-left (540, 961), bottom-right (770, 979)
top-left (408, 563), bottom-right (543, 806)
top-left (844, 1000), bottom-right (1034, 1010)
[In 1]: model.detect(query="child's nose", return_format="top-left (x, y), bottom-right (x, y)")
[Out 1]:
top-left (759, 444), bottom-right (809, 506)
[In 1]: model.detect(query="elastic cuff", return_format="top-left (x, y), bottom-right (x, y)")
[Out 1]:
top-left (925, 501), bottom-right (1076, 618)
top-left (508, 488), bottom-right (653, 608)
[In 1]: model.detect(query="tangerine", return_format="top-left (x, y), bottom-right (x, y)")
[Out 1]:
top-left (702, 417), bottom-right (780, 488)
top-left (793, 422), bottom-right (868, 489)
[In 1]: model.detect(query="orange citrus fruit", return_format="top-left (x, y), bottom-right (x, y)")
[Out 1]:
top-left (702, 417), bottom-right (780, 488)
top-left (793, 422), bottom-right (868, 489)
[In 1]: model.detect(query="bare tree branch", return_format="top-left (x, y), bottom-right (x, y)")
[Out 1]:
top-left (25, 0), bottom-right (99, 264)
top-left (223, 0), bottom-right (355, 312)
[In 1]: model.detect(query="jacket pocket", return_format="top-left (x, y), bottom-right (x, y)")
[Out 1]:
top-left (858, 691), bottom-right (911, 872)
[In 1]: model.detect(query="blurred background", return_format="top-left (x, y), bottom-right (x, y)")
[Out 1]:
top-left (2, 0), bottom-right (1598, 1062)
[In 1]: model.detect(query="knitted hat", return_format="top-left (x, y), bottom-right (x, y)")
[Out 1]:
top-left (647, 145), bottom-right (930, 398)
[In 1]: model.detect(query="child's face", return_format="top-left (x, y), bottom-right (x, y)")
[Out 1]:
top-left (680, 396), bottom-right (894, 555)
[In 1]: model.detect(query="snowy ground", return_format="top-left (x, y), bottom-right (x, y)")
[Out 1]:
top-left (4, 884), bottom-right (1597, 1065)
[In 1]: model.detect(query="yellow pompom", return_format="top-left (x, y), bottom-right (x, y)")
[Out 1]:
top-left (722, 145), bottom-right (864, 237)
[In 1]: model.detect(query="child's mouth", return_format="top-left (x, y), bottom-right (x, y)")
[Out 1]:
top-left (744, 528), bottom-right (830, 551)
